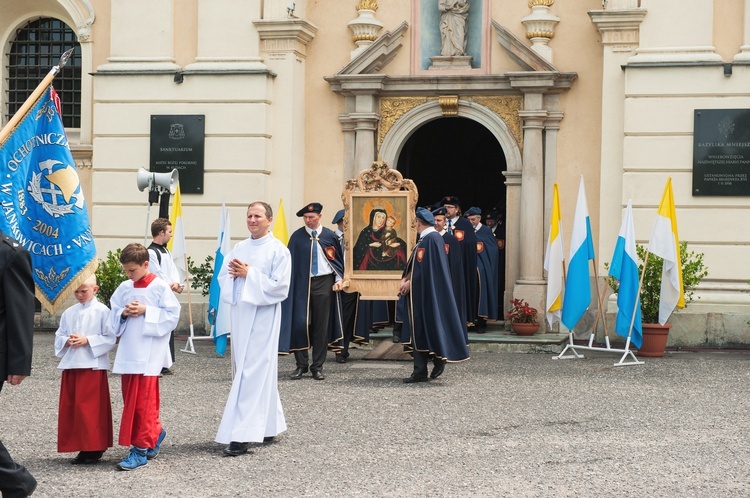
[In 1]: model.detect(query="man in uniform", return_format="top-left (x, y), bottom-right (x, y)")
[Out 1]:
top-left (432, 206), bottom-right (468, 344)
top-left (441, 196), bottom-right (478, 327)
top-left (399, 208), bottom-right (469, 383)
top-left (280, 203), bottom-right (344, 380)
top-left (0, 232), bottom-right (37, 496)
top-left (465, 207), bottom-right (500, 333)
top-left (330, 209), bottom-right (367, 363)
top-left (485, 210), bottom-right (506, 319)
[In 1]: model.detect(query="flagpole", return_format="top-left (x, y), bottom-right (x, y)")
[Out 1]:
top-left (589, 257), bottom-right (611, 348)
top-left (181, 253), bottom-right (197, 355)
top-left (0, 48), bottom-right (75, 145)
top-left (626, 249), bottom-right (650, 344)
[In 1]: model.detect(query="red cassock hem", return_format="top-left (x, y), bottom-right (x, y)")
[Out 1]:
top-left (119, 374), bottom-right (162, 448)
top-left (57, 369), bottom-right (113, 453)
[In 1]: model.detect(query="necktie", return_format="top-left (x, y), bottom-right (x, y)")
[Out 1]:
top-left (447, 219), bottom-right (453, 234)
top-left (311, 230), bottom-right (319, 276)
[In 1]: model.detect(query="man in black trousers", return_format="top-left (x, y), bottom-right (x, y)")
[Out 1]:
top-left (0, 232), bottom-right (37, 496)
top-left (279, 203), bottom-right (344, 380)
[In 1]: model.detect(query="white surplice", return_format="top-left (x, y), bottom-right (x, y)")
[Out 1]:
top-left (215, 232), bottom-right (291, 444)
top-left (55, 298), bottom-right (116, 371)
top-left (109, 277), bottom-right (181, 376)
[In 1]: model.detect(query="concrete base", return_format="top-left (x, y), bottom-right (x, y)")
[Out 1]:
top-left (428, 55), bottom-right (473, 70)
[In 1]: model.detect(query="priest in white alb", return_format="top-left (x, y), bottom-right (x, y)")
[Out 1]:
top-left (215, 201), bottom-right (292, 456)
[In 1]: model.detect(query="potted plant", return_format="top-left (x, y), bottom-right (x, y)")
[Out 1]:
top-left (606, 241), bottom-right (708, 356)
top-left (506, 298), bottom-right (540, 336)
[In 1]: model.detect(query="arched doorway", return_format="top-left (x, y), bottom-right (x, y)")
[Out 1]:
top-left (396, 117), bottom-right (506, 211)
top-left (396, 116), bottom-right (507, 317)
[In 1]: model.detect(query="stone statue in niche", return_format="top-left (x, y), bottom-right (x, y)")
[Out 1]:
top-left (439, 0), bottom-right (469, 57)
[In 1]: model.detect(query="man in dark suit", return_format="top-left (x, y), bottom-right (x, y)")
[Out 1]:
top-left (0, 232), bottom-right (37, 496)
top-left (279, 203), bottom-right (344, 380)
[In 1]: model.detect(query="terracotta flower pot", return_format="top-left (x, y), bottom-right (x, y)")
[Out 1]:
top-left (511, 322), bottom-right (539, 336)
top-left (638, 323), bottom-right (672, 357)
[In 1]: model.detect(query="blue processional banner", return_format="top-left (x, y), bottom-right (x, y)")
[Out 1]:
top-left (0, 86), bottom-right (96, 313)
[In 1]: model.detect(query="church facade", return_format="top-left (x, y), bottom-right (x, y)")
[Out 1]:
top-left (4, 0), bottom-right (750, 346)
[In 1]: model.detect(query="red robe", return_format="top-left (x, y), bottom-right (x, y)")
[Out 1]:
top-left (58, 369), bottom-right (113, 452)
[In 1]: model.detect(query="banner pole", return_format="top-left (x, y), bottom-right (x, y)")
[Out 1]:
top-left (0, 48), bottom-right (74, 146)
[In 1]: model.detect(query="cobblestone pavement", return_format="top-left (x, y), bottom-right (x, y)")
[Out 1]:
top-left (2, 333), bottom-right (750, 497)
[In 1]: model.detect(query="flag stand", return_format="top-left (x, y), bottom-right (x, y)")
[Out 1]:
top-left (180, 252), bottom-right (208, 354)
top-left (554, 260), bottom-right (644, 366)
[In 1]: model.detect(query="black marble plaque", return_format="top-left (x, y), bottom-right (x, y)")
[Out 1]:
top-left (693, 109), bottom-right (750, 196)
top-left (150, 115), bottom-right (205, 194)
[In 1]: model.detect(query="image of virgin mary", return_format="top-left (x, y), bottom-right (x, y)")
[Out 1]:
top-left (353, 208), bottom-right (407, 271)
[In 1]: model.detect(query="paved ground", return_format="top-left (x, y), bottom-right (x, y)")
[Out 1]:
top-left (2, 333), bottom-right (750, 497)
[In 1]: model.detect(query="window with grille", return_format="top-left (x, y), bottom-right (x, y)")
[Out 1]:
top-left (7, 18), bottom-right (81, 128)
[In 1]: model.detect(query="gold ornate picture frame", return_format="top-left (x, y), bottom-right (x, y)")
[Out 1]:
top-left (341, 162), bottom-right (419, 299)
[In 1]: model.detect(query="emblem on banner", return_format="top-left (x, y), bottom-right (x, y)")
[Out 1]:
top-left (34, 266), bottom-right (70, 290)
top-left (325, 246), bottom-right (336, 260)
top-left (416, 248), bottom-right (425, 262)
top-left (477, 241), bottom-right (484, 253)
top-left (497, 239), bottom-right (505, 250)
top-left (454, 229), bottom-right (464, 241)
top-left (35, 100), bottom-right (56, 123)
top-left (28, 159), bottom-right (84, 218)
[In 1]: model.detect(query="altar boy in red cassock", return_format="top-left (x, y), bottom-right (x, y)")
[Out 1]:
top-left (109, 243), bottom-right (181, 471)
top-left (55, 274), bottom-right (116, 464)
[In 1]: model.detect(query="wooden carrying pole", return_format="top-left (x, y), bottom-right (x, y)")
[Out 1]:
top-left (0, 48), bottom-right (75, 146)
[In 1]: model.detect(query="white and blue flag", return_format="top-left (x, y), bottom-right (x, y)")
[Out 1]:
top-left (208, 201), bottom-right (231, 356)
top-left (0, 87), bottom-right (96, 313)
top-left (561, 176), bottom-right (595, 330)
top-left (608, 200), bottom-right (642, 348)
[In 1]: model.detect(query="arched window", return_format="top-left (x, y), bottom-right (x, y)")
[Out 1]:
top-left (7, 18), bottom-right (81, 128)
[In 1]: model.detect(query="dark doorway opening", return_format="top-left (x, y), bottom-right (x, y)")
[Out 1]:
top-left (396, 117), bottom-right (507, 214)
top-left (396, 116), bottom-right (508, 320)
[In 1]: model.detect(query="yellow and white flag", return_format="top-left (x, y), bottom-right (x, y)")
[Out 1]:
top-left (544, 183), bottom-right (564, 326)
top-left (647, 178), bottom-right (684, 324)
top-left (273, 198), bottom-right (289, 245)
top-left (167, 183), bottom-right (187, 284)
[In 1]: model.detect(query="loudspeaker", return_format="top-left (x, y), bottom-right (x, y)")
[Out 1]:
top-left (136, 168), bottom-right (179, 194)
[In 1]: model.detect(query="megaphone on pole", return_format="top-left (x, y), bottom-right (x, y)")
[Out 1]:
top-left (136, 167), bottom-right (179, 194)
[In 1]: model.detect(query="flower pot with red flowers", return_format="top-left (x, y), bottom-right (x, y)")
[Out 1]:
top-left (506, 298), bottom-right (540, 336)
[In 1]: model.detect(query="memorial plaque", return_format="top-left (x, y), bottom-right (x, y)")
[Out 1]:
top-left (150, 115), bottom-right (205, 194)
top-left (693, 109), bottom-right (750, 196)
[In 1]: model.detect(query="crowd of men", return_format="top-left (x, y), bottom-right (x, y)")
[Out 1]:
top-left (276, 196), bottom-right (506, 383)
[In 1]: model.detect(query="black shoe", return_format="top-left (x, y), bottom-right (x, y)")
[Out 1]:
top-left (262, 436), bottom-right (275, 444)
top-left (289, 367), bottom-right (308, 379)
top-left (335, 354), bottom-right (346, 364)
top-left (392, 333), bottom-right (400, 343)
top-left (71, 450), bottom-right (105, 465)
top-left (403, 375), bottom-right (429, 384)
top-left (430, 360), bottom-right (446, 379)
top-left (160, 367), bottom-right (174, 375)
top-left (311, 370), bottom-right (326, 380)
top-left (223, 442), bottom-right (249, 456)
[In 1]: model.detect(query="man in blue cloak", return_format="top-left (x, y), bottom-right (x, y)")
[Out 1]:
top-left (432, 206), bottom-right (468, 344)
top-left (465, 207), bottom-right (500, 333)
top-left (280, 203), bottom-right (344, 380)
top-left (399, 208), bottom-right (469, 383)
top-left (440, 196), bottom-right (478, 328)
